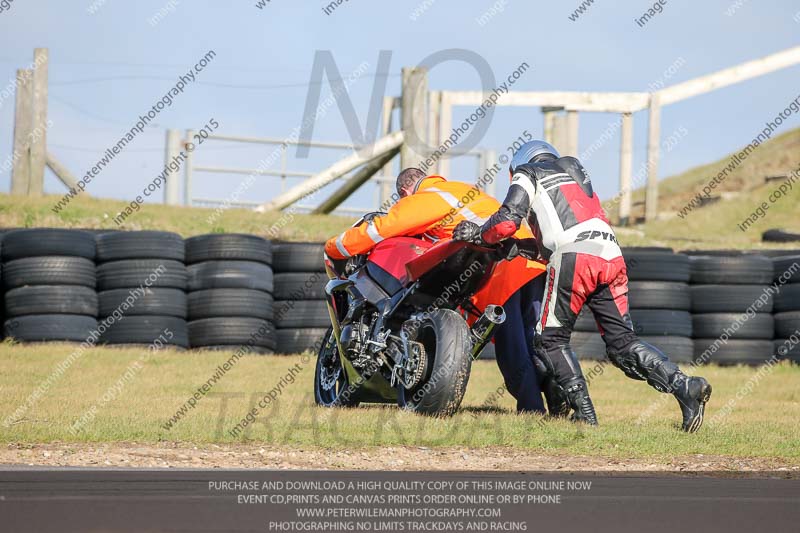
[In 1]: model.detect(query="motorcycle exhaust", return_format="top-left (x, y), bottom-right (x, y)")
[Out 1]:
top-left (470, 304), bottom-right (506, 360)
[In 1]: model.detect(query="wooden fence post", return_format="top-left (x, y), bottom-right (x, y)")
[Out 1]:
top-left (378, 96), bottom-right (395, 206)
top-left (11, 69), bottom-right (33, 195)
top-left (482, 149), bottom-right (498, 197)
top-left (427, 90), bottom-right (441, 174)
top-left (618, 112), bottom-right (633, 225)
top-left (312, 146), bottom-right (400, 214)
top-left (542, 106), bottom-right (561, 145)
top-left (256, 131), bottom-right (405, 212)
top-left (565, 109), bottom-right (579, 156)
top-left (29, 48), bottom-right (48, 196)
top-left (438, 92), bottom-right (452, 177)
top-left (645, 94), bottom-right (662, 222)
top-left (551, 113), bottom-right (568, 154)
top-left (46, 152), bottom-right (85, 192)
top-left (400, 67), bottom-right (428, 171)
top-left (164, 129), bottom-right (182, 205)
top-left (184, 130), bottom-right (195, 206)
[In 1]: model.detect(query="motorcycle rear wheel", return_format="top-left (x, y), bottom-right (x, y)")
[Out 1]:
top-left (314, 328), bottom-right (360, 408)
top-left (403, 309), bottom-right (473, 417)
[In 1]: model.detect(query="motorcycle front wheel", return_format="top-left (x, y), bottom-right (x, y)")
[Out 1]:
top-left (314, 328), bottom-right (360, 408)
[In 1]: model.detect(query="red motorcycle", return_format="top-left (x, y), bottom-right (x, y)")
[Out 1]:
top-left (315, 212), bottom-right (507, 417)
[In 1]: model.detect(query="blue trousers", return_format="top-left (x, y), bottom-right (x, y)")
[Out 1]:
top-left (493, 276), bottom-right (546, 413)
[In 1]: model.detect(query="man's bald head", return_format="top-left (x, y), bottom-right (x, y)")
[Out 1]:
top-left (396, 168), bottom-right (426, 198)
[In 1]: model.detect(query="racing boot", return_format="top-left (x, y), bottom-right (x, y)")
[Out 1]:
top-left (611, 341), bottom-right (712, 433)
top-left (531, 336), bottom-right (570, 418)
top-left (541, 374), bottom-right (570, 418)
top-left (670, 372), bottom-right (712, 433)
top-left (536, 341), bottom-right (595, 423)
top-left (564, 377), bottom-right (598, 426)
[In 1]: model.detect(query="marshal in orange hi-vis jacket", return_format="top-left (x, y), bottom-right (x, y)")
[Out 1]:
top-left (324, 175), bottom-right (546, 311)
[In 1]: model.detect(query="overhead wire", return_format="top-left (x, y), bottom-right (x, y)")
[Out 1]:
top-left (48, 72), bottom-right (399, 90)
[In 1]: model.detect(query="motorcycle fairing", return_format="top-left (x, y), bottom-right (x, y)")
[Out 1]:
top-left (366, 237), bottom-right (433, 295)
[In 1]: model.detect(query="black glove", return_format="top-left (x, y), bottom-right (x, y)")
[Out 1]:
top-left (515, 238), bottom-right (542, 261)
top-left (494, 239), bottom-right (520, 262)
top-left (452, 220), bottom-right (483, 244)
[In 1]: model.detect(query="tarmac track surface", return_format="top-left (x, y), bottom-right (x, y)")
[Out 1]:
top-left (0, 468), bottom-right (798, 533)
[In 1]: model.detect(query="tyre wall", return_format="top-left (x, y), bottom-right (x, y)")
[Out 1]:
top-left (185, 234), bottom-right (275, 353)
top-left (271, 242), bottom-right (329, 354)
top-left (0, 231), bottom-right (796, 366)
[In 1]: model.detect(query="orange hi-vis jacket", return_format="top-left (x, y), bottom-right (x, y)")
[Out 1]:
top-left (324, 176), bottom-right (546, 311)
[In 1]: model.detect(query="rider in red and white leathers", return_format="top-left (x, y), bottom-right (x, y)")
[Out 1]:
top-left (453, 140), bottom-right (712, 432)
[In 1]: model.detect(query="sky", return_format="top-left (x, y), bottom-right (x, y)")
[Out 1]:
top-left (0, 0), bottom-right (798, 215)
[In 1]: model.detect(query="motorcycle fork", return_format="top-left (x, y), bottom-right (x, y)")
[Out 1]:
top-left (324, 278), bottom-right (360, 362)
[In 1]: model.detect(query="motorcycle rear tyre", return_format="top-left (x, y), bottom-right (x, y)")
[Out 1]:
top-left (404, 309), bottom-right (472, 417)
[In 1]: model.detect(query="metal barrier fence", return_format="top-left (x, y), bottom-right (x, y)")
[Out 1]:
top-left (166, 130), bottom-right (495, 216)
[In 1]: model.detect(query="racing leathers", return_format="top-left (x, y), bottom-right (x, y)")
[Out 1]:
top-left (473, 156), bottom-right (711, 431)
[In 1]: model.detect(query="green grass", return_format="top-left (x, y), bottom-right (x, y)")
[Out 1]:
top-left (0, 191), bottom-right (353, 242)
top-left (3, 128), bottom-right (799, 250)
top-left (617, 178), bottom-right (800, 250)
top-left (608, 128), bottom-right (800, 251)
top-left (1, 344), bottom-right (798, 461)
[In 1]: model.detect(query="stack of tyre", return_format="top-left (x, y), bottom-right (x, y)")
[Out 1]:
top-left (572, 248), bottom-right (693, 362)
top-left (95, 231), bottom-right (189, 349)
top-left (772, 254), bottom-right (800, 363)
top-left (185, 234), bottom-right (275, 353)
top-left (2, 229), bottom-right (98, 343)
top-left (689, 254), bottom-right (774, 365)
top-left (272, 242), bottom-right (329, 354)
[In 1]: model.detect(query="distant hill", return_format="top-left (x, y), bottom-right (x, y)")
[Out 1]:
top-left (607, 128), bottom-right (800, 251)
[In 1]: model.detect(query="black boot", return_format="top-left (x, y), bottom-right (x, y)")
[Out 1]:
top-left (564, 378), bottom-right (598, 426)
top-left (531, 350), bottom-right (570, 417)
top-left (671, 373), bottom-right (712, 433)
top-left (610, 341), bottom-right (712, 433)
top-left (541, 374), bottom-right (570, 418)
top-left (535, 341), bottom-right (596, 424)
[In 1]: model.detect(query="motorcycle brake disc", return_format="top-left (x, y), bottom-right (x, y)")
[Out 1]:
top-left (320, 345), bottom-right (341, 391)
top-left (320, 365), bottom-right (341, 391)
